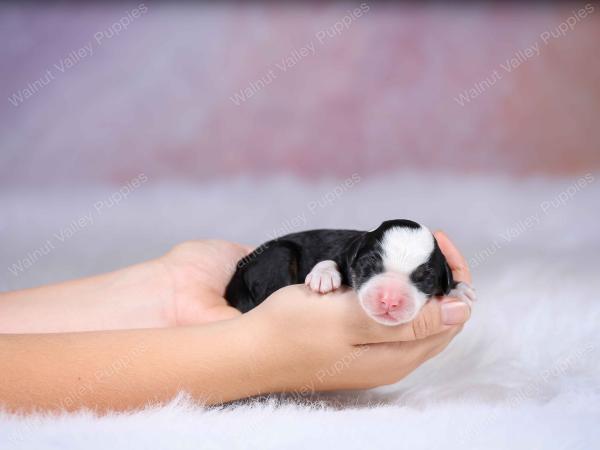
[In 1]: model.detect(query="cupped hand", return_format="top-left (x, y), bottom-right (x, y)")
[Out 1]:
top-left (160, 240), bottom-right (252, 325)
top-left (245, 230), bottom-right (472, 394)
top-left (160, 229), bottom-right (471, 330)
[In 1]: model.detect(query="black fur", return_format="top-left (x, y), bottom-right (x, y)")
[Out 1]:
top-left (225, 220), bottom-right (454, 312)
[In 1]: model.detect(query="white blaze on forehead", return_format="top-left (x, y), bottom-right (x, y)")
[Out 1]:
top-left (380, 225), bottom-right (434, 274)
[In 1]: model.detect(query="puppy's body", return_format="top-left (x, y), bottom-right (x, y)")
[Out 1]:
top-left (226, 228), bottom-right (361, 313)
top-left (226, 220), bottom-right (474, 325)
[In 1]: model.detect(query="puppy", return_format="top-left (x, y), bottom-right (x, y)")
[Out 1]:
top-left (225, 219), bottom-right (475, 325)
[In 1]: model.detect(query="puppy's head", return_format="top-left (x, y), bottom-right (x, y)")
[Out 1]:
top-left (347, 220), bottom-right (453, 326)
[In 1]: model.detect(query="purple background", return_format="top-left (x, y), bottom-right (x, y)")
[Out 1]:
top-left (1, 2), bottom-right (599, 187)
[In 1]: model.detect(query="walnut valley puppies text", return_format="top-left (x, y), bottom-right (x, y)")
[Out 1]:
top-left (7, 3), bottom-right (148, 108)
top-left (227, 173), bottom-right (361, 275)
top-left (469, 173), bottom-right (595, 269)
top-left (229, 3), bottom-right (370, 106)
top-left (7, 174), bottom-right (148, 277)
top-left (454, 3), bottom-right (595, 106)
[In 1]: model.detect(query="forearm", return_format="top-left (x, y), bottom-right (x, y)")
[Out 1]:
top-left (0, 315), bottom-right (269, 412)
top-left (0, 259), bottom-right (173, 333)
top-left (0, 284), bottom-right (472, 413)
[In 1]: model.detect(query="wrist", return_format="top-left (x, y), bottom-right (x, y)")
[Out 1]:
top-left (187, 311), bottom-right (283, 403)
top-left (114, 258), bottom-right (176, 328)
top-left (238, 304), bottom-right (319, 397)
top-left (234, 310), bottom-right (285, 396)
top-left (74, 258), bottom-right (176, 331)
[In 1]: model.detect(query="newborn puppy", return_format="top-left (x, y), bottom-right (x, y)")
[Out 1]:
top-left (225, 219), bottom-right (475, 325)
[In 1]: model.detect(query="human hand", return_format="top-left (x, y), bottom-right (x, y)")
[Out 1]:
top-left (244, 231), bottom-right (472, 394)
top-left (160, 240), bottom-right (252, 325)
top-left (0, 239), bottom-right (251, 333)
top-left (434, 230), bottom-right (472, 285)
top-left (159, 229), bottom-right (472, 329)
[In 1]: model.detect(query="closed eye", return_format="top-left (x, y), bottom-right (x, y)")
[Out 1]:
top-left (411, 264), bottom-right (435, 295)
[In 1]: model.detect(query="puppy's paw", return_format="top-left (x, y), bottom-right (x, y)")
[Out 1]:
top-left (305, 260), bottom-right (342, 294)
top-left (449, 281), bottom-right (477, 307)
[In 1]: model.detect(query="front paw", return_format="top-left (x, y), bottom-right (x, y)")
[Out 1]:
top-left (449, 281), bottom-right (477, 306)
top-left (304, 260), bottom-right (342, 294)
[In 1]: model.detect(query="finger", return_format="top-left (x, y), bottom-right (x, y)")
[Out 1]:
top-left (228, 242), bottom-right (255, 257)
top-left (446, 281), bottom-right (477, 306)
top-left (434, 231), bottom-right (472, 284)
top-left (223, 243), bottom-right (255, 280)
top-left (376, 325), bottom-right (463, 357)
top-left (420, 326), bottom-right (463, 360)
top-left (354, 298), bottom-right (470, 344)
top-left (240, 244), bottom-right (255, 254)
top-left (401, 324), bottom-right (463, 361)
top-left (362, 326), bottom-right (463, 379)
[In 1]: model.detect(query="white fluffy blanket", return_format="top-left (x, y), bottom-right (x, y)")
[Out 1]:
top-left (1, 173), bottom-right (599, 449)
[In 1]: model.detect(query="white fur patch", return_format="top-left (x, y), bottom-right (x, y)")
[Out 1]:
top-left (380, 224), bottom-right (434, 274)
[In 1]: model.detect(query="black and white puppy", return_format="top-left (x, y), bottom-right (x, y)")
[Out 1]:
top-left (225, 219), bottom-right (475, 325)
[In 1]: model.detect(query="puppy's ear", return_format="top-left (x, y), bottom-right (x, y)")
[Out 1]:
top-left (345, 233), bottom-right (367, 267)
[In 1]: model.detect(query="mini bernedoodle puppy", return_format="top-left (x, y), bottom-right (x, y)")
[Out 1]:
top-left (226, 219), bottom-right (475, 325)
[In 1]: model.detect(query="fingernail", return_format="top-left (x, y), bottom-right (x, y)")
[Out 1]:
top-left (442, 302), bottom-right (469, 325)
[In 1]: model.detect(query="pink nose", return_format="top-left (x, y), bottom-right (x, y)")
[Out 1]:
top-left (379, 295), bottom-right (405, 312)
top-left (365, 283), bottom-right (412, 316)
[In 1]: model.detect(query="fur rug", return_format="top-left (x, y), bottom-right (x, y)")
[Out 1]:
top-left (1, 172), bottom-right (599, 449)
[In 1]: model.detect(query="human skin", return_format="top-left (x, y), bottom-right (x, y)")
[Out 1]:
top-left (0, 232), bottom-right (471, 412)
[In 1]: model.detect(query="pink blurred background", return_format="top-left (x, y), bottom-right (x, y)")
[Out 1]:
top-left (1, 2), bottom-right (599, 187)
